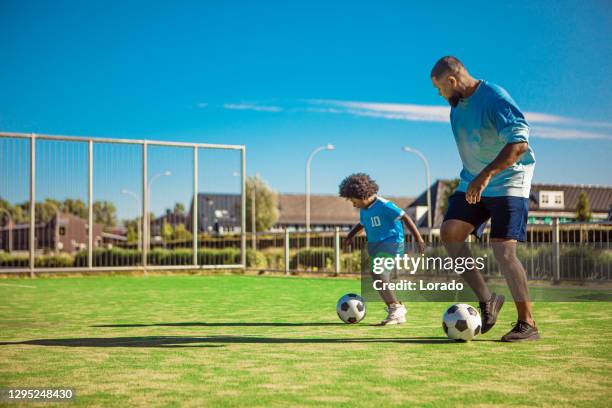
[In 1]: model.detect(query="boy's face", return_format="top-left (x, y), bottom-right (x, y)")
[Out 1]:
top-left (348, 197), bottom-right (369, 209)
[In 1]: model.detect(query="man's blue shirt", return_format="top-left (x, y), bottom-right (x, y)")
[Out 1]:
top-left (451, 80), bottom-right (536, 198)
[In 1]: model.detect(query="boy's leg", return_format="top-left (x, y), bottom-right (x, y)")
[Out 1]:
top-left (370, 269), bottom-right (400, 305)
top-left (369, 244), bottom-right (406, 325)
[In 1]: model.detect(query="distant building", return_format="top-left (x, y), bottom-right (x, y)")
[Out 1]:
top-left (151, 209), bottom-right (189, 237)
top-left (274, 194), bottom-right (414, 231)
top-left (528, 184), bottom-right (612, 224)
top-left (189, 193), bottom-right (242, 234)
top-left (0, 213), bottom-right (117, 253)
top-left (405, 180), bottom-right (454, 230)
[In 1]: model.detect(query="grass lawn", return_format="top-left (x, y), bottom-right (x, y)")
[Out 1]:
top-left (0, 274), bottom-right (611, 407)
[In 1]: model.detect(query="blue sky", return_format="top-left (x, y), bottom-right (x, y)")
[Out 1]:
top-left (1, 0), bottom-right (611, 220)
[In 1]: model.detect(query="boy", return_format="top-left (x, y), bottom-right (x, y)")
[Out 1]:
top-left (340, 173), bottom-right (426, 325)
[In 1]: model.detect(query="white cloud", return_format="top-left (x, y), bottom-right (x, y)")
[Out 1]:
top-left (223, 103), bottom-right (282, 112)
top-left (530, 126), bottom-right (612, 141)
top-left (307, 99), bottom-right (449, 122)
top-left (217, 98), bottom-right (611, 141)
top-left (304, 99), bottom-right (612, 140)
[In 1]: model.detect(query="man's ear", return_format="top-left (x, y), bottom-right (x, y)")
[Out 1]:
top-left (447, 75), bottom-right (458, 87)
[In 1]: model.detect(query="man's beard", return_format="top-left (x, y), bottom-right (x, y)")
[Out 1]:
top-left (448, 92), bottom-right (461, 108)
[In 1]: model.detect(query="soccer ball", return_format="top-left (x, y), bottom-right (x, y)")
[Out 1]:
top-left (336, 293), bottom-right (366, 324)
top-left (442, 303), bottom-right (482, 341)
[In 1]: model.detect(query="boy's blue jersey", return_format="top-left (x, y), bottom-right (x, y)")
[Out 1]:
top-left (359, 197), bottom-right (406, 243)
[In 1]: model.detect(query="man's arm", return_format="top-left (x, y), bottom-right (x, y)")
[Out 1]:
top-left (343, 223), bottom-right (364, 250)
top-left (466, 142), bottom-right (529, 204)
top-left (401, 214), bottom-right (426, 253)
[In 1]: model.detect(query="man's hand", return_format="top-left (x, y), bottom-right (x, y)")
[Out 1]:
top-left (466, 172), bottom-right (492, 204)
top-left (416, 240), bottom-right (426, 254)
top-left (343, 236), bottom-right (354, 251)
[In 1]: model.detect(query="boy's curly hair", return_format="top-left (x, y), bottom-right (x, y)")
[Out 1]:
top-left (338, 173), bottom-right (379, 199)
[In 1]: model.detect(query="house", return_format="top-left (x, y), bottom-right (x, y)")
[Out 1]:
top-left (274, 194), bottom-right (414, 232)
top-left (151, 209), bottom-right (189, 237)
top-left (182, 192), bottom-right (413, 233)
top-left (405, 180), bottom-right (454, 230)
top-left (188, 193), bottom-right (242, 234)
top-left (527, 184), bottom-right (612, 224)
top-left (0, 212), bottom-right (109, 253)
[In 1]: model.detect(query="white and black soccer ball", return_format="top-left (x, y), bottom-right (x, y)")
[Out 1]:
top-left (336, 293), bottom-right (366, 324)
top-left (442, 303), bottom-right (482, 341)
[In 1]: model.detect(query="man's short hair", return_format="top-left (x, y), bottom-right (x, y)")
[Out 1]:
top-left (431, 56), bottom-right (465, 79)
top-left (339, 173), bottom-right (379, 199)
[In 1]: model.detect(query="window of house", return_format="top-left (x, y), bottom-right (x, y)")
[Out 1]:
top-left (539, 191), bottom-right (564, 209)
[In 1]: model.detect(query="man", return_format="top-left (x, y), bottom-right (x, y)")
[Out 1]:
top-left (431, 56), bottom-right (540, 342)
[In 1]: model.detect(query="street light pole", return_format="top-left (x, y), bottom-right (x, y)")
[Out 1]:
top-left (146, 171), bottom-right (171, 251)
top-left (305, 144), bottom-right (335, 248)
top-left (402, 147), bottom-right (432, 242)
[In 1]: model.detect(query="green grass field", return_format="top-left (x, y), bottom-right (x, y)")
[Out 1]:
top-left (1, 274), bottom-right (611, 407)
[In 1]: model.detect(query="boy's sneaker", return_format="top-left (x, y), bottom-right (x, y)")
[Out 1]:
top-left (379, 303), bottom-right (407, 325)
top-left (479, 292), bottom-right (505, 334)
top-left (501, 320), bottom-right (541, 342)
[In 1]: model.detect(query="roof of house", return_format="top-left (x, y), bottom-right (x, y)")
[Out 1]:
top-left (529, 184), bottom-right (612, 212)
top-left (276, 194), bottom-right (414, 225)
top-left (407, 179), bottom-right (455, 228)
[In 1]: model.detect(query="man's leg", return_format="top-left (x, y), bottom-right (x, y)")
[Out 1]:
top-left (441, 219), bottom-right (491, 302)
top-left (486, 195), bottom-right (539, 342)
top-left (491, 239), bottom-right (535, 326)
top-left (441, 219), bottom-right (505, 333)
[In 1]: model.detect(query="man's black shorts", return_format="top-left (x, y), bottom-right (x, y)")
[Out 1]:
top-left (443, 191), bottom-right (529, 242)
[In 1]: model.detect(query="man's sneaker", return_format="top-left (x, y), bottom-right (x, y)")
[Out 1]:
top-left (479, 292), bottom-right (505, 334)
top-left (501, 320), bottom-right (541, 342)
top-left (379, 303), bottom-right (407, 325)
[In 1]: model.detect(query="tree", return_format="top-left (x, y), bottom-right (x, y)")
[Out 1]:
top-left (439, 179), bottom-right (460, 216)
top-left (162, 222), bottom-right (174, 242)
top-left (125, 219), bottom-right (140, 245)
top-left (173, 223), bottom-right (192, 241)
top-left (62, 198), bottom-right (87, 219)
top-left (246, 176), bottom-right (279, 232)
top-left (0, 199), bottom-right (13, 225)
top-left (34, 199), bottom-right (63, 223)
top-left (173, 203), bottom-right (185, 216)
top-left (576, 192), bottom-right (592, 222)
top-left (93, 201), bottom-right (117, 228)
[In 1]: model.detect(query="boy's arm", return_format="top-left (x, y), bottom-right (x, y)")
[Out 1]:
top-left (343, 223), bottom-right (364, 250)
top-left (401, 214), bottom-right (426, 253)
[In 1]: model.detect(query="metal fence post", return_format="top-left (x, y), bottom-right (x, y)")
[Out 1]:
top-left (88, 140), bottom-right (93, 269)
top-left (334, 226), bottom-right (341, 275)
top-left (552, 217), bottom-right (560, 282)
top-left (29, 134), bottom-right (36, 278)
top-left (284, 229), bottom-right (290, 275)
top-left (193, 146), bottom-right (198, 267)
top-left (142, 141), bottom-right (148, 275)
top-left (251, 184), bottom-right (256, 251)
top-left (240, 146), bottom-right (246, 268)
